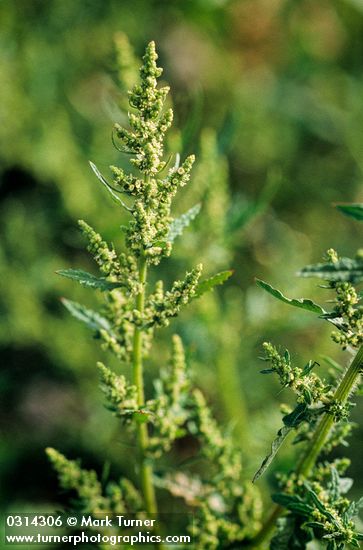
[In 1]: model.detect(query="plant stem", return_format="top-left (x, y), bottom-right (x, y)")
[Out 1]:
top-left (251, 344), bottom-right (363, 548)
top-left (133, 256), bottom-right (158, 515)
top-left (297, 343), bottom-right (363, 476)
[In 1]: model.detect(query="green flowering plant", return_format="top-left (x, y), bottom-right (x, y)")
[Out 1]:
top-left (251, 205), bottom-right (363, 549)
top-left (46, 36), bottom-right (363, 550)
top-left (47, 41), bottom-right (262, 549)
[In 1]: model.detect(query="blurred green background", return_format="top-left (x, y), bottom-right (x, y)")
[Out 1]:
top-left (1, 0), bottom-right (363, 533)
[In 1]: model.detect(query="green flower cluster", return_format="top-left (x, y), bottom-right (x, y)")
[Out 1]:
top-left (79, 220), bottom-right (121, 279)
top-left (98, 362), bottom-right (138, 418)
top-left (261, 342), bottom-right (330, 406)
top-left (253, 343), bottom-right (356, 486)
top-left (272, 466), bottom-right (363, 550)
top-left (46, 448), bottom-right (142, 515)
top-left (324, 423), bottom-right (355, 454)
top-left (111, 41), bottom-right (195, 265)
top-left (144, 265), bottom-right (203, 328)
top-left (254, 216), bottom-right (363, 548)
top-left (330, 280), bottom-right (363, 350)
top-left (299, 248), bottom-right (363, 350)
top-left (190, 389), bottom-right (262, 549)
top-left (114, 41), bottom-right (171, 172)
top-left (49, 39), bottom-right (246, 547)
top-left (147, 335), bottom-right (190, 457)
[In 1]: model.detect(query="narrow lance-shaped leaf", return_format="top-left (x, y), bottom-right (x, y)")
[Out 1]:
top-left (61, 298), bottom-right (111, 332)
top-left (282, 403), bottom-right (309, 428)
top-left (194, 270), bottom-right (233, 299)
top-left (256, 279), bottom-right (326, 315)
top-left (335, 203), bottom-right (363, 221)
top-left (167, 203), bottom-right (201, 243)
top-left (304, 483), bottom-right (339, 524)
top-left (297, 257), bottom-right (363, 284)
top-left (57, 269), bottom-right (124, 292)
top-left (253, 425), bottom-right (291, 483)
top-left (272, 493), bottom-right (314, 516)
top-left (89, 161), bottom-right (132, 211)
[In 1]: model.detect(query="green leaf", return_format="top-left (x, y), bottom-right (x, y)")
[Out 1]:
top-left (61, 298), bottom-right (111, 332)
top-left (272, 493), bottom-right (314, 516)
top-left (256, 279), bottom-right (325, 315)
top-left (253, 425), bottom-right (291, 483)
top-left (89, 161), bottom-right (132, 211)
top-left (304, 483), bottom-right (338, 525)
top-left (272, 493), bottom-right (304, 508)
top-left (283, 403), bottom-right (308, 428)
top-left (57, 269), bottom-right (124, 292)
top-left (301, 360), bottom-right (317, 377)
top-left (298, 257), bottom-right (363, 284)
top-left (335, 203), bottom-right (363, 221)
top-left (167, 203), bottom-right (201, 243)
top-left (194, 270), bottom-right (233, 299)
top-left (304, 521), bottom-right (326, 530)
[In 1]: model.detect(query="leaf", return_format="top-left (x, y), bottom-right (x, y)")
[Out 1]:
top-left (61, 298), bottom-right (111, 332)
top-left (298, 257), bottom-right (363, 284)
top-left (272, 494), bottom-right (314, 516)
top-left (253, 425), bottom-right (291, 483)
top-left (304, 483), bottom-right (338, 525)
top-left (335, 203), bottom-right (363, 221)
top-left (57, 269), bottom-right (124, 292)
top-left (194, 270), bottom-right (233, 299)
top-left (256, 279), bottom-right (325, 315)
top-left (301, 360), bottom-right (317, 377)
top-left (167, 203), bottom-right (201, 243)
top-left (304, 521), bottom-right (326, 530)
top-left (89, 161), bottom-right (132, 211)
top-left (272, 493), bottom-right (304, 508)
top-left (283, 403), bottom-right (308, 428)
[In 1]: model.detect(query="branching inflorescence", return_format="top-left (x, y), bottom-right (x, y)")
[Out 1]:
top-left (46, 36), bottom-right (362, 550)
top-left (253, 208), bottom-right (363, 549)
top-left (47, 40), bottom-right (262, 549)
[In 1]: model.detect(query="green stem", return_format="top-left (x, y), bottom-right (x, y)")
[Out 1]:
top-left (251, 344), bottom-right (363, 548)
top-left (297, 344), bottom-right (363, 476)
top-left (132, 256), bottom-right (158, 515)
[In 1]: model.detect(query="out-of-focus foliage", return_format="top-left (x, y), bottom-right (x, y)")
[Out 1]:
top-left (1, 0), bottom-right (363, 539)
